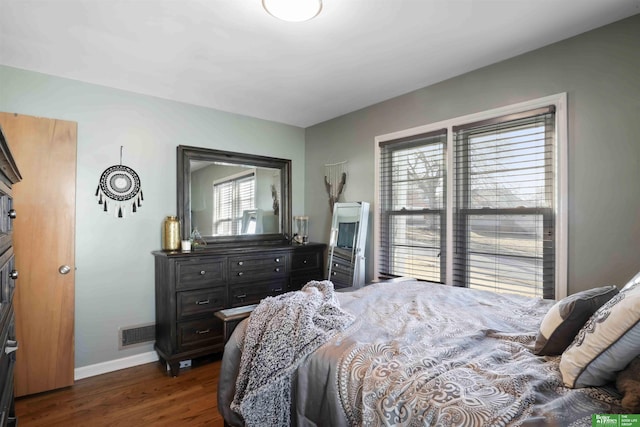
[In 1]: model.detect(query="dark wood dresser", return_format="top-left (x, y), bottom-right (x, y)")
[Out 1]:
top-left (152, 242), bottom-right (326, 376)
top-left (0, 126), bottom-right (21, 427)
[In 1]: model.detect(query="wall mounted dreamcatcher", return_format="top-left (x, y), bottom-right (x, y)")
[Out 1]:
top-left (95, 146), bottom-right (143, 218)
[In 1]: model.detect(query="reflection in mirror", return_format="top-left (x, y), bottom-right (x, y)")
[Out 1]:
top-left (177, 146), bottom-right (291, 245)
top-left (327, 202), bottom-right (370, 288)
top-left (241, 209), bottom-right (261, 234)
top-left (190, 161), bottom-right (281, 236)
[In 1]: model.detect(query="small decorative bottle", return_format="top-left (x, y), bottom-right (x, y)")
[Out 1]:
top-left (162, 216), bottom-right (181, 250)
top-left (190, 227), bottom-right (206, 249)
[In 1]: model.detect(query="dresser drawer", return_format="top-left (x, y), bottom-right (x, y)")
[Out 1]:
top-left (291, 250), bottom-right (321, 271)
top-left (0, 307), bottom-right (14, 426)
top-left (329, 268), bottom-right (353, 288)
top-left (329, 255), bottom-right (353, 274)
top-left (0, 250), bottom-right (15, 308)
top-left (177, 288), bottom-right (226, 320)
top-left (228, 254), bottom-right (288, 283)
top-left (177, 318), bottom-right (223, 351)
top-left (229, 280), bottom-right (287, 307)
top-left (0, 355), bottom-right (13, 427)
top-left (176, 258), bottom-right (226, 290)
top-left (0, 328), bottom-right (9, 391)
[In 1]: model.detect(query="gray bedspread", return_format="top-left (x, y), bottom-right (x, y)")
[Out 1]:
top-left (219, 280), bottom-right (626, 427)
top-left (230, 280), bottom-right (354, 427)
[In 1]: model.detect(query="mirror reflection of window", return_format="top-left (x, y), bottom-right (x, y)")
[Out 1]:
top-left (189, 156), bottom-right (283, 237)
top-left (212, 170), bottom-right (256, 236)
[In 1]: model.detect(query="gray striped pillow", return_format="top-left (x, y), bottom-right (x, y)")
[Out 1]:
top-left (534, 285), bottom-right (618, 356)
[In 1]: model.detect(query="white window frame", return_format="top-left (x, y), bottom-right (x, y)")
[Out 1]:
top-left (212, 169), bottom-right (256, 236)
top-left (374, 93), bottom-right (568, 299)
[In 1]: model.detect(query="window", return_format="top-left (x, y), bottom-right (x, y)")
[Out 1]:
top-left (453, 107), bottom-right (555, 298)
top-left (213, 171), bottom-right (255, 235)
top-left (378, 130), bottom-right (447, 282)
top-left (376, 95), bottom-right (566, 299)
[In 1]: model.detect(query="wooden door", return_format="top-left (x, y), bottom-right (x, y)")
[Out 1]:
top-left (0, 112), bottom-right (77, 396)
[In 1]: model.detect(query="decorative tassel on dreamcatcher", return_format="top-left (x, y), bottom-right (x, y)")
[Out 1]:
top-left (324, 161), bottom-right (347, 212)
top-left (95, 146), bottom-right (143, 218)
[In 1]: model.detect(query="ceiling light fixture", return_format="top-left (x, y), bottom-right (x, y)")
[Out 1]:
top-left (262, 0), bottom-right (322, 22)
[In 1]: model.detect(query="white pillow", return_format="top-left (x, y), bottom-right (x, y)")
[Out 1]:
top-left (559, 275), bottom-right (640, 388)
top-left (621, 270), bottom-right (640, 292)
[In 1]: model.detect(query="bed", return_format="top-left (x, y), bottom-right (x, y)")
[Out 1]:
top-left (218, 278), bottom-right (635, 426)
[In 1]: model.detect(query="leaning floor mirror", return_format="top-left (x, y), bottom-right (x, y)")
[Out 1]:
top-left (327, 201), bottom-right (370, 288)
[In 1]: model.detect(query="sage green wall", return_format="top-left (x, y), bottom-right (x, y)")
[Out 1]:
top-left (305, 14), bottom-right (640, 295)
top-left (0, 65), bottom-right (306, 368)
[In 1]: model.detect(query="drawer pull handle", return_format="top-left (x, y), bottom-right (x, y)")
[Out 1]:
top-left (7, 209), bottom-right (16, 219)
top-left (9, 270), bottom-right (18, 280)
top-left (332, 271), bottom-right (337, 276)
top-left (274, 267), bottom-right (280, 272)
top-left (237, 272), bottom-right (244, 277)
top-left (199, 270), bottom-right (206, 275)
top-left (195, 329), bottom-right (210, 335)
top-left (273, 288), bottom-right (283, 292)
top-left (274, 258), bottom-right (280, 263)
top-left (303, 260), bottom-right (308, 264)
top-left (195, 299), bottom-right (210, 305)
top-left (238, 261), bottom-right (243, 266)
top-left (236, 294), bottom-right (247, 299)
top-left (334, 263), bottom-right (339, 267)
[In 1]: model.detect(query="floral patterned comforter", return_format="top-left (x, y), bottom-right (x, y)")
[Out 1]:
top-left (218, 280), bottom-right (625, 427)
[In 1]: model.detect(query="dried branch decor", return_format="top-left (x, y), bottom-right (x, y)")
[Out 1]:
top-left (324, 161), bottom-right (347, 212)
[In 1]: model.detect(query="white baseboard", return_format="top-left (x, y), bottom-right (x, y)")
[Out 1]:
top-left (74, 351), bottom-right (159, 381)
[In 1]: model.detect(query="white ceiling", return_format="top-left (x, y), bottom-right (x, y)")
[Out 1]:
top-left (1, 0), bottom-right (638, 127)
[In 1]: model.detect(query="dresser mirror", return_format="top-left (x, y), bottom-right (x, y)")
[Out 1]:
top-left (327, 201), bottom-right (369, 288)
top-left (177, 145), bottom-right (291, 245)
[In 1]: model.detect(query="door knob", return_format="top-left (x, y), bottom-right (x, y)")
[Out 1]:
top-left (7, 209), bottom-right (16, 219)
top-left (9, 270), bottom-right (18, 280)
top-left (5, 340), bottom-right (18, 355)
top-left (59, 265), bottom-right (71, 275)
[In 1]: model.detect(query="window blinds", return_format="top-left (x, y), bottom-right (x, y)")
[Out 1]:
top-left (213, 172), bottom-right (255, 235)
top-left (379, 129), bottom-right (447, 282)
top-left (453, 107), bottom-right (556, 298)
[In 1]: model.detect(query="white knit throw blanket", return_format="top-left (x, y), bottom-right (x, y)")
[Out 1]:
top-left (230, 280), bottom-right (354, 427)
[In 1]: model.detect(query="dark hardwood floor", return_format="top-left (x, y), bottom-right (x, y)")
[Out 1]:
top-left (15, 355), bottom-right (226, 427)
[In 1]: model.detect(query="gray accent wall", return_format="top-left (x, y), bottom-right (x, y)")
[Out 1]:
top-left (0, 66), bottom-right (306, 368)
top-left (305, 14), bottom-right (640, 295)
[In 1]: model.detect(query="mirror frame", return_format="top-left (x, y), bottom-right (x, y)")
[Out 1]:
top-left (177, 145), bottom-right (292, 246)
